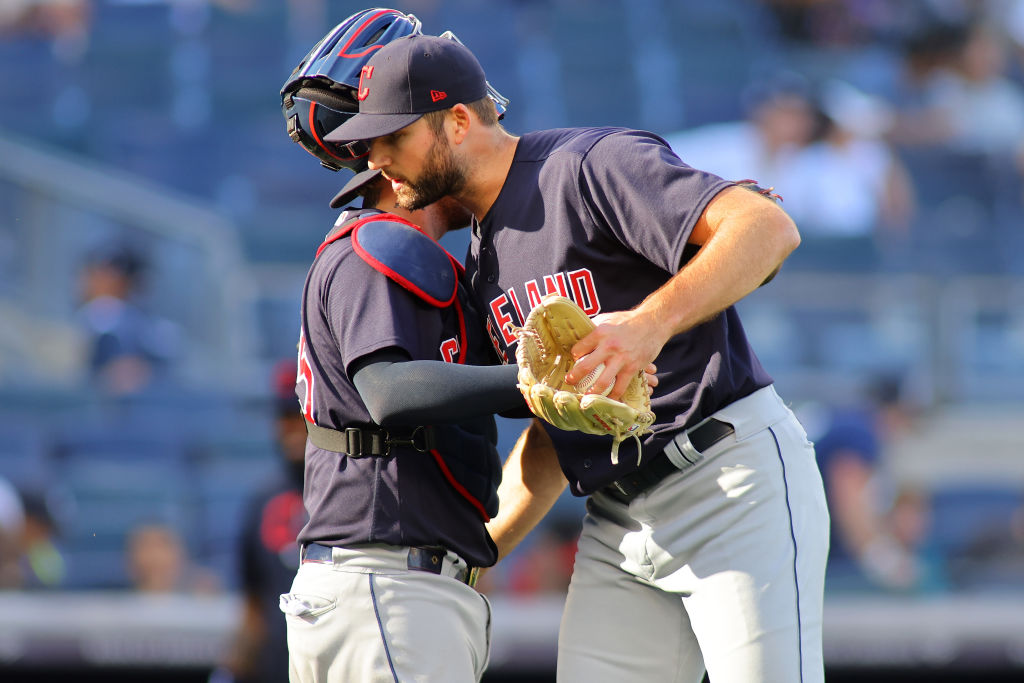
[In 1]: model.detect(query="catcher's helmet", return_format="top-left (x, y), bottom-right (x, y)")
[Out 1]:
top-left (282, 8), bottom-right (509, 173)
top-left (281, 8), bottom-right (423, 172)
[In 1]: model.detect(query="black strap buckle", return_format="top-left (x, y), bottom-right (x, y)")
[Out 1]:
top-left (306, 420), bottom-right (433, 457)
top-left (344, 427), bottom-right (386, 457)
top-left (385, 425), bottom-right (435, 454)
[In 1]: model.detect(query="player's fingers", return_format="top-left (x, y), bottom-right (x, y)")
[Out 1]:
top-left (590, 365), bottom-right (620, 398)
top-left (606, 371), bottom-right (634, 402)
top-left (565, 352), bottom-right (604, 386)
top-left (597, 355), bottom-right (639, 401)
top-left (569, 330), bottom-right (601, 365)
top-left (644, 363), bottom-right (659, 387)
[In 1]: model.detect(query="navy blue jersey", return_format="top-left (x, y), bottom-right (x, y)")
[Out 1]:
top-left (296, 208), bottom-right (499, 567)
top-left (466, 127), bottom-right (773, 495)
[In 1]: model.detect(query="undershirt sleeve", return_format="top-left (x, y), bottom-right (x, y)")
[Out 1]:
top-left (351, 348), bottom-right (523, 425)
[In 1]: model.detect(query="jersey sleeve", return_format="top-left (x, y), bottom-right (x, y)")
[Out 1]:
top-left (318, 245), bottom-right (432, 374)
top-left (578, 130), bottom-right (733, 273)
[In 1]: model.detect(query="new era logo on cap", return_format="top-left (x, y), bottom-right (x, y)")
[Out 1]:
top-left (324, 35), bottom-right (488, 144)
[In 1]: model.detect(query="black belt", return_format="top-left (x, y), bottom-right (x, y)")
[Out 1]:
top-left (305, 421), bottom-right (436, 456)
top-left (602, 418), bottom-right (735, 504)
top-left (301, 543), bottom-right (478, 587)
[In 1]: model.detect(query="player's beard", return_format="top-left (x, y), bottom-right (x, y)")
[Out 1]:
top-left (393, 132), bottom-right (466, 211)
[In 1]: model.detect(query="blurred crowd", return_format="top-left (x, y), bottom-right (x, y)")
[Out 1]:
top-left (670, 0), bottom-right (1024, 242)
top-left (1, 5), bottom-right (1024, 681)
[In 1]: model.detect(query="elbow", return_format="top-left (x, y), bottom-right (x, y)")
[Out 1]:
top-left (778, 214), bottom-right (801, 261)
top-left (786, 215), bottom-right (802, 253)
top-left (365, 402), bottom-right (408, 427)
top-left (361, 399), bottom-right (389, 426)
top-left (357, 388), bottom-right (404, 426)
top-left (760, 216), bottom-right (799, 287)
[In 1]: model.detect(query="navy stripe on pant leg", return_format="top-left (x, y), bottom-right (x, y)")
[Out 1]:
top-left (770, 426), bottom-right (804, 683)
top-left (369, 573), bottom-right (400, 682)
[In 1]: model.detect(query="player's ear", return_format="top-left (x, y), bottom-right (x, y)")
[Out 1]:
top-left (448, 103), bottom-right (472, 144)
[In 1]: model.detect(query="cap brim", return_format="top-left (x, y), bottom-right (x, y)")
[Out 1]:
top-left (329, 168), bottom-right (383, 209)
top-left (323, 112), bottom-right (423, 144)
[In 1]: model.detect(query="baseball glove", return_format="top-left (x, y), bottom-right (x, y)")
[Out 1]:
top-left (508, 295), bottom-right (655, 465)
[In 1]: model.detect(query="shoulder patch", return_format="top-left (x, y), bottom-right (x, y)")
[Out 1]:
top-left (351, 216), bottom-right (459, 307)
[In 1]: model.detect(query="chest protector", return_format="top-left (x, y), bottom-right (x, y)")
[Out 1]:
top-left (313, 211), bottom-right (500, 520)
top-left (318, 211), bottom-right (467, 362)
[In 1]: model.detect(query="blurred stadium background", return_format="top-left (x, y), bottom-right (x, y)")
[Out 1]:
top-left (1, 0), bottom-right (1023, 681)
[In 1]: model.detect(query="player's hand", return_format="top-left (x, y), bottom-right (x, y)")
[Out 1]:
top-left (565, 308), bottom-right (669, 402)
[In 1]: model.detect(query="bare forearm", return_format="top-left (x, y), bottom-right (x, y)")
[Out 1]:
top-left (486, 420), bottom-right (567, 561)
top-left (566, 186), bottom-right (800, 398)
top-left (640, 185), bottom-right (800, 339)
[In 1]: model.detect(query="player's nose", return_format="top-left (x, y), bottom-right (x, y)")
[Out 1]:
top-left (367, 140), bottom-right (389, 171)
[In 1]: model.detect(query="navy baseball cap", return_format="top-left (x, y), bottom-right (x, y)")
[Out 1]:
top-left (329, 168), bottom-right (382, 208)
top-left (324, 34), bottom-right (487, 144)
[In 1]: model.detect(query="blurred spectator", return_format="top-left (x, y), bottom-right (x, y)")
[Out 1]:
top-left (889, 18), bottom-right (1024, 166)
top-left (0, 0), bottom-right (91, 60)
top-left (782, 80), bottom-right (916, 237)
top-left (76, 241), bottom-right (183, 396)
top-left (667, 73), bottom-right (915, 240)
top-left (759, 0), bottom-right (884, 47)
top-left (125, 521), bottom-right (220, 594)
top-left (953, 500), bottom-right (1024, 590)
top-left (663, 71), bottom-right (817, 193)
top-left (1010, 0), bottom-right (1024, 66)
top-left (212, 360), bottom-right (307, 683)
top-left (806, 374), bottom-right (937, 592)
top-left (886, 17), bottom-right (966, 120)
top-left (0, 476), bottom-right (26, 588)
top-left (16, 489), bottom-right (67, 589)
